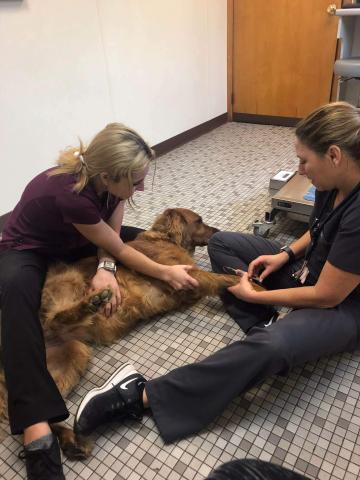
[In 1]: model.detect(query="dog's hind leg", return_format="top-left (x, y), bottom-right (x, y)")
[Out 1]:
top-left (47, 340), bottom-right (92, 398)
top-left (0, 368), bottom-right (8, 422)
top-left (47, 289), bottom-right (113, 329)
top-left (0, 347), bottom-right (8, 421)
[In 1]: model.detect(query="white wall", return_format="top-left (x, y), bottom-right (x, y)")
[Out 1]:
top-left (0, 0), bottom-right (227, 214)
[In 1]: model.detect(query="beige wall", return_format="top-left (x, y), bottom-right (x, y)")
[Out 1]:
top-left (0, 0), bottom-right (227, 214)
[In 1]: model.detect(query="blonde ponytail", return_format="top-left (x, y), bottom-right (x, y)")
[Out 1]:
top-left (49, 123), bottom-right (154, 193)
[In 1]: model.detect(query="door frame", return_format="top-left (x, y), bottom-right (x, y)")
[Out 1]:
top-left (227, 0), bottom-right (234, 121)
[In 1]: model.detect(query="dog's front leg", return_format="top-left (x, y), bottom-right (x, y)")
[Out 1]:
top-left (190, 270), bottom-right (264, 297)
top-left (190, 270), bottom-right (239, 296)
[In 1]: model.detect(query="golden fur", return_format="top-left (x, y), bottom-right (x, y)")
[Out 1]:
top-left (0, 208), bottom-right (240, 458)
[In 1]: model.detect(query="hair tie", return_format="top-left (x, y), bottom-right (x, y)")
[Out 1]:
top-left (79, 154), bottom-right (86, 167)
top-left (74, 150), bottom-right (87, 168)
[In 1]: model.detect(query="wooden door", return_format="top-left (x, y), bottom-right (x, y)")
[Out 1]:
top-left (230, 0), bottom-right (342, 124)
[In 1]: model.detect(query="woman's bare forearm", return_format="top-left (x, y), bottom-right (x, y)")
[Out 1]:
top-left (74, 221), bottom-right (176, 281)
top-left (115, 244), bottom-right (168, 280)
top-left (248, 285), bottom-right (333, 309)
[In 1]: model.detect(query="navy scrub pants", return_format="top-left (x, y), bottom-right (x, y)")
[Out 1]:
top-left (145, 232), bottom-right (360, 443)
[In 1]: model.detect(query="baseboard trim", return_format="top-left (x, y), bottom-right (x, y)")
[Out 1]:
top-left (152, 113), bottom-right (228, 156)
top-left (233, 112), bottom-right (301, 127)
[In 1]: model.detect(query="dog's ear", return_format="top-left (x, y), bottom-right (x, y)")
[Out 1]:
top-left (151, 209), bottom-right (191, 247)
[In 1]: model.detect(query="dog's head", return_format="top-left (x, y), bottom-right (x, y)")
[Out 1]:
top-left (151, 208), bottom-right (219, 251)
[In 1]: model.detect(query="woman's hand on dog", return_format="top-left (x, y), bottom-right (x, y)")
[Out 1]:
top-left (90, 269), bottom-right (121, 317)
top-left (227, 273), bottom-right (259, 302)
top-left (162, 265), bottom-right (199, 290)
top-left (248, 253), bottom-right (288, 282)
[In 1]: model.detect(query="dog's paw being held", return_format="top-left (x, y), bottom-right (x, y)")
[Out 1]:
top-left (87, 289), bottom-right (113, 313)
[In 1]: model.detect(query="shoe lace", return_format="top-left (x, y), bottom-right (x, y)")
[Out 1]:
top-left (19, 448), bottom-right (62, 478)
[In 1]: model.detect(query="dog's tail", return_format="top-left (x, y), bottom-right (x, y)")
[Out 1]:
top-left (51, 423), bottom-right (94, 460)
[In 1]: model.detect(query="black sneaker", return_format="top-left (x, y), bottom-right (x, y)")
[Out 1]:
top-left (262, 310), bottom-right (279, 328)
top-left (19, 437), bottom-right (65, 480)
top-left (74, 362), bottom-right (146, 436)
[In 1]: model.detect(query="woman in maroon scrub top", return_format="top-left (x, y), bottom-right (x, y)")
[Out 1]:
top-left (0, 123), bottom-right (198, 480)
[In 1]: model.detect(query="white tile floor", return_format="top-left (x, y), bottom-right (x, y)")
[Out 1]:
top-left (1, 122), bottom-right (360, 479)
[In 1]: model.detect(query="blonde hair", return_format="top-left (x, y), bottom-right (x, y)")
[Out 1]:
top-left (296, 101), bottom-right (360, 162)
top-left (49, 123), bottom-right (155, 193)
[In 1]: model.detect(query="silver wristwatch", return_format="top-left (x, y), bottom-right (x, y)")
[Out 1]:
top-left (97, 260), bottom-right (117, 274)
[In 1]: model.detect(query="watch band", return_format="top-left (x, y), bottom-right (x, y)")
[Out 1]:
top-left (97, 260), bottom-right (117, 274)
top-left (280, 245), bottom-right (296, 263)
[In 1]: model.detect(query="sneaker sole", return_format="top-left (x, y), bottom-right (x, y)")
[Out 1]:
top-left (75, 362), bottom-right (138, 422)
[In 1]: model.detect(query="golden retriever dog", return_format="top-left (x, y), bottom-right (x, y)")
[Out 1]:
top-left (0, 208), bottom-right (242, 459)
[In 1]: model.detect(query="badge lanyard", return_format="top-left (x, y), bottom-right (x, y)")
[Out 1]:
top-left (292, 183), bottom-right (360, 284)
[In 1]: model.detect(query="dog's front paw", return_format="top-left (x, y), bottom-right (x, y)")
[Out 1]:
top-left (87, 289), bottom-right (113, 313)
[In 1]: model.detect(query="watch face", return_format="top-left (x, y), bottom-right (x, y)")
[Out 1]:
top-left (99, 261), bottom-right (116, 273)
